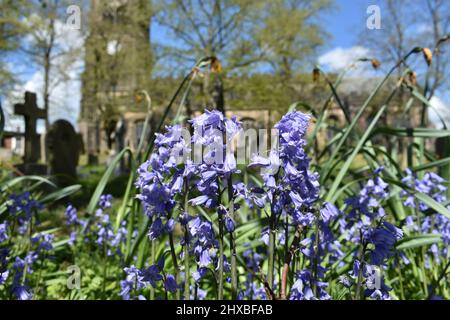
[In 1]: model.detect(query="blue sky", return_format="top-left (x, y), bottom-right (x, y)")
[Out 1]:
top-left (322, 0), bottom-right (381, 49)
top-left (3, 0), bottom-right (449, 131)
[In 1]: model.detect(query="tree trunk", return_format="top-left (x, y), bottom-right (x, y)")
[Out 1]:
top-left (212, 75), bottom-right (225, 114)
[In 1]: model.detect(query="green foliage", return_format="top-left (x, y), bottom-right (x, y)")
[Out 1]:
top-left (1, 38), bottom-right (450, 300)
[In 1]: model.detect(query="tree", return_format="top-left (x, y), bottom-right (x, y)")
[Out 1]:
top-left (252, 0), bottom-right (331, 78)
top-left (360, 0), bottom-right (450, 170)
top-left (361, 0), bottom-right (450, 106)
top-left (418, 0), bottom-right (450, 99)
top-left (20, 0), bottom-right (85, 130)
top-left (81, 0), bottom-right (152, 150)
top-left (0, 0), bottom-right (29, 91)
top-left (153, 0), bottom-right (332, 112)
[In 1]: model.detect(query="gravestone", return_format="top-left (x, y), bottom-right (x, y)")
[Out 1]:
top-left (112, 116), bottom-right (126, 173)
top-left (45, 119), bottom-right (83, 185)
top-left (14, 91), bottom-right (47, 174)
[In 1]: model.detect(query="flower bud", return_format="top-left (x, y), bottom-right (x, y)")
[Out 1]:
top-left (371, 59), bottom-right (381, 69)
top-left (422, 48), bottom-right (432, 66)
top-left (312, 67), bottom-right (320, 82)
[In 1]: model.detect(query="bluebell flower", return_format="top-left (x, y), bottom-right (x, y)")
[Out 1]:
top-left (12, 284), bottom-right (32, 300)
top-left (142, 265), bottom-right (163, 288)
top-left (199, 250), bottom-right (212, 267)
top-left (0, 270), bottom-right (9, 285)
top-left (149, 218), bottom-right (165, 240)
top-left (401, 170), bottom-right (450, 263)
top-left (165, 274), bottom-right (178, 293)
top-left (37, 234), bottom-right (54, 252)
top-left (249, 112), bottom-right (320, 232)
top-left (0, 248), bottom-right (9, 268)
top-left (11, 257), bottom-right (32, 300)
top-left (190, 286), bottom-right (207, 300)
top-left (320, 202), bottom-right (340, 223)
top-left (0, 222), bottom-right (8, 243)
top-left (96, 223), bottom-right (115, 246)
top-left (401, 169), bottom-right (447, 212)
top-left (225, 216), bottom-right (235, 233)
top-left (243, 249), bottom-right (264, 272)
top-left (339, 276), bottom-right (352, 288)
top-left (363, 265), bottom-right (392, 300)
top-left (289, 270), bottom-right (330, 300)
top-left (7, 192), bottom-right (42, 227)
top-left (68, 231), bottom-right (77, 246)
top-left (99, 194), bottom-right (113, 209)
top-left (189, 195), bottom-right (210, 206)
top-left (111, 221), bottom-right (128, 247)
top-left (364, 222), bottom-right (403, 266)
top-left (65, 204), bottom-right (78, 225)
top-left (120, 266), bottom-right (147, 300)
top-left (238, 275), bottom-right (267, 300)
top-left (192, 267), bottom-right (208, 282)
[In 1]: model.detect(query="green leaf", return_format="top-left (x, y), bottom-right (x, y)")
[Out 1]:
top-left (386, 178), bottom-right (450, 220)
top-left (412, 157), bottom-right (450, 172)
top-left (414, 192), bottom-right (450, 220)
top-left (86, 147), bottom-right (132, 215)
top-left (0, 101), bottom-right (4, 140)
top-left (374, 127), bottom-right (450, 138)
top-left (0, 175), bottom-right (56, 192)
top-left (40, 184), bottom-right (82, 203)
top-left (410, 87), bottom-right (447, 129)
top-left (321, 62), bottom-right (413, 184)
top-left (396, 234), bottom-right (442, 250)
top-left (325, 104), bottom-right (386, 202)
top-left (287, 101), bottom-right (317, 117)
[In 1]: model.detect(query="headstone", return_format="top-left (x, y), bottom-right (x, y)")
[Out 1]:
top-left (114, 116), bottom-right (126, 153)
top-left (45, 119), bottom-right (83, 185)
top-left (113, 116), bottom-right (126, 173)
top-left (14, 91), bottom-right (47, 174)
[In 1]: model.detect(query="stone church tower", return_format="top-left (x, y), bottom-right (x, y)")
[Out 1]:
top-left (79, 0), bottom-right (152, 164)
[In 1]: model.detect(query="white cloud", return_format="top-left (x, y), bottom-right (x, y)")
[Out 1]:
top-left (416, 23), bottom-right (433, 35)
top-left (318, 46), bottom-right (372, 72)
top-left (428, 95), bottom-right (450, 128)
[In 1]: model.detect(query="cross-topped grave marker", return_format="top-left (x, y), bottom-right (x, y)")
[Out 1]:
top-left (14, 91), bottom-right (47, 163)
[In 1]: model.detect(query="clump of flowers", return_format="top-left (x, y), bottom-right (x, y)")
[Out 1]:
top-left (336, 168), bottom-right (403, 300)
top-left (249, 111), bottom-right (320, 227)
top-left (2, 108), bottom-right (448, 301)
top-left (134, 110), bottom-right (243, 299)
top-left (120, 264), bottom-right (164, 300)
top-left (7, 192), bottom-right (42, 234)
top-left (249, 111), bottom-right (324, 298)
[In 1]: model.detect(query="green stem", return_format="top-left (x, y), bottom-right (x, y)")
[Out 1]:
top-left (102, 242), bottom-right (108, 298)
top-left (321, 48), bottom-right (420, 184)
top-left (312, 210), bottom-right (320, 296)
top-left (184, 239), bottom-right (190, 300)
top-left (183, 179), bottom-right (190, 300)
top-left (150, 238), bottom-right (156, 300)
top-left (34, 252), bottom-right (46, 298)
top-left (420, 246), bottom-right (429, 297)
top-left (268, 206), bottom-right (276, 294)
top-left (397, 264), bottom-right (405, 300)
top-left (354, 242), bottom-right (367, 300)
top-left (22, 214), bottom-right (34, 286)
top-left (168, 233), bottom-right (180, 300)
top-left (218, 215), bottom-right (224, 300)
top-left (227, 177), bottom-right (237, 300)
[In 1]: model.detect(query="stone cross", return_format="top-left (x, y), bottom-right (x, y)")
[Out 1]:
top-left (14, 91), bottom-right (47, 163)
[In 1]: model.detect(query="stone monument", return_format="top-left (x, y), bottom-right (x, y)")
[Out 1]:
top-left (45, 119), bottom-right (83, 185)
